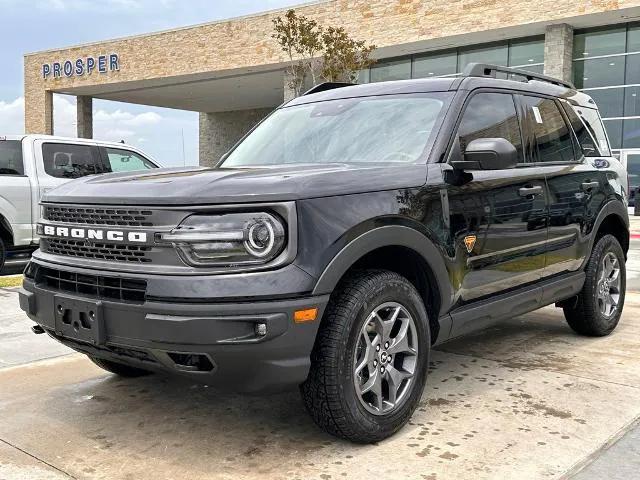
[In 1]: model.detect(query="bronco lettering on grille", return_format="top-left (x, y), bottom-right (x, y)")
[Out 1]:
top-left (41, 225), bottom-right (148, 243)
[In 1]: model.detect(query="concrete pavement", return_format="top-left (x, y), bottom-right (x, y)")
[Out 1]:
top-left (1, 289), bottom-right (640, 479)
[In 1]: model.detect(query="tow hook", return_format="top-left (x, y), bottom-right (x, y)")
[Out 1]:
top-left (31, 325), bottom-right (45, 335)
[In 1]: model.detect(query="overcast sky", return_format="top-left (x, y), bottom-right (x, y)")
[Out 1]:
top-left (0, 0), bottom-right (304, 166)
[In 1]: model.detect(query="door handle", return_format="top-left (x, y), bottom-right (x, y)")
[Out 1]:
top-left (581, 181), bottom-right (599, 192)
top-left (519, 186), bottom-right (543, 197)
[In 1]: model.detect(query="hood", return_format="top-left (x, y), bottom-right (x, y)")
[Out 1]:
top-left (42, 164), bottom-right (427, 205)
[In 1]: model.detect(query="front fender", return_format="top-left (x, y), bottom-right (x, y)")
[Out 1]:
top-left (311, 225), bottom-right (453, 316)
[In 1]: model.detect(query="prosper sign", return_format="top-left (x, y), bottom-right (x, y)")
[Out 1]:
top-left (42, 54), bottom-right (119, 79)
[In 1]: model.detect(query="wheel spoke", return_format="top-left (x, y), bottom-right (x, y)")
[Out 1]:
top-left (386, 366), bottom-right (411, 405)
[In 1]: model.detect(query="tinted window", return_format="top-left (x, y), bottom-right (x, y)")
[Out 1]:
top-left (104, 148), bottom-right (155, 172)
top-left (574, 106), bottom-right (612, 156)
top-left (561, 102), bottom-right (599, 156)
top-left (42, 143), bottom-right (105, 178)
top-left (457, 93), bottom-right (523, 163)
top-left (0, 140), bottom-right (24, 175)
top-left (370, 58), bottom-right (411, 82)
top-left (521, 96), bottom-right (576, 163)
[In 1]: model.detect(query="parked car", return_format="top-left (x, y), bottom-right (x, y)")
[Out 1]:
top-left (20, 64), bottom-right (629, 443)
top-left (618, 150), bottom-right (640, 215)
top-left (0, 135), bottom-right (160, 270)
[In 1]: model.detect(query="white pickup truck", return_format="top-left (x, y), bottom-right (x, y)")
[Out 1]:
top-left (0, 135), bottom-right (161, 270)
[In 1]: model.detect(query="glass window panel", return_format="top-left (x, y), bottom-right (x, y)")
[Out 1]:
top-left (457, 93), bottom-right (523, 163)
top-left (625, 153), bottom-right (640, 188)
top-left (0, 140), bottom-right (24, 176)
top-left (42, 143), bottom-right (105, 178)
top-left (561, 102), bottom-right (600, 156)
top-left (370, 58), bottom-right (411, 83)
top-left (458, 43), bottom-right (508, 71)
top-left (103, 148), bottom-right (155, 173)
top-left (356, 68), bottom-right (370, 84)
top-left (508, 37), bottom-right (544, 66)
top-left (584, 88), bottom-right (624, 118)
top-left (573, 27), bottom-right (626, 58)
top-left (623, 119), bottom-right (640, 148)
top-left (625, 54), bottom-right (640, 84)
top-left (624, 85), bottom-right (640, 117)
top-left (627, 24), bottom-right (640, 52)
top-left (412, 50), bottom-right (457, 78)
top-left (515, 63), bottom-right (544, 74)
top-left (603, 119), bottom-right (623, 149)
top-left (521, 96), bottom-right (576, 163)
top-left (573, 56), bottom-right (625, 89)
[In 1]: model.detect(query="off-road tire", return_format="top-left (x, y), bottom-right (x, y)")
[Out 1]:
top-left (301, 269), bottom-right (430, 443)
top-left (563, 234), bottom-right (626, 336)
top-left (89, 356), bottom-right (151, 377)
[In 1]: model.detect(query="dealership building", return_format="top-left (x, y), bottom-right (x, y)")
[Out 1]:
top-left (23, 0), bottom-right (640, 165)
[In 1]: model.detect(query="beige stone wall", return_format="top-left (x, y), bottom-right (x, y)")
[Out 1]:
top-left (24, 0), bottom-right (640, 133)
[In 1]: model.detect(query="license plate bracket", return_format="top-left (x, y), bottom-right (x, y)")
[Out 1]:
top-left (54, 296), bottom-right (105, 346)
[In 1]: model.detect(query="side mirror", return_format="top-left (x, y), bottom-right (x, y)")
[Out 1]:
top-left (452, 138), bottom-right (518, 171)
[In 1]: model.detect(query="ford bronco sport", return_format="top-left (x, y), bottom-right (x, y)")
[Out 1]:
top-left (20, 64), bottom-right (629, 443)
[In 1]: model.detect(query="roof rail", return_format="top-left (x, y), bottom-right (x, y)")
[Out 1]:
top-left (462, 63), bottom-right (575, 90)
top-left (302, 82), bottom-right (355, 96)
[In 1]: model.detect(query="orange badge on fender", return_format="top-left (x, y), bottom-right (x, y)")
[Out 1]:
top-left (464, 235), bottom-right (477, 254)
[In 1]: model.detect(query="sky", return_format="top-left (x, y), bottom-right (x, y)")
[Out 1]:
top-left (0, 0), bottom-right (304, 166)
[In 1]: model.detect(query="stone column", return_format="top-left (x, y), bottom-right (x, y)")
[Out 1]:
top-left (544, 24), bottom-right (574, 84)
top-left (24, 89), bottom-right (53, 135)
top-left (199, 108), bottom-right (273, 167)
top-left (76, 96), bottom-right (93, 139)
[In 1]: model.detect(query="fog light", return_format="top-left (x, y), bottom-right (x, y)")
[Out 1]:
top-left (255, 323), bottom-right (267, 336)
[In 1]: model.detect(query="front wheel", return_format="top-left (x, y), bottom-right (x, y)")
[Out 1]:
top-left (563, 234), bottom-right (626, 336)
top-left (301, 270), bottom-right (430, 443)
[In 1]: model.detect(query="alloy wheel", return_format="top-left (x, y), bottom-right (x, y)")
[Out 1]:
top-left (353, 302), bottom-right (419, 416)
top-left (597, 251), bottom-right (621, 318)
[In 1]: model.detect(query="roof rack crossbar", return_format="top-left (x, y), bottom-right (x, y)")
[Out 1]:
top-left (462, 63), bottom-right (575, 90)
top-left (302, 82), bottom-right (355, 96)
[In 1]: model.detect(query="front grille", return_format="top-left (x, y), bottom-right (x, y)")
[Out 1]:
top-left (42, 238), bottom-right (152, 263)
top-left (43, 206), bottom-right (154, 227)
top-left (34, 265), bottom-right (147, 303)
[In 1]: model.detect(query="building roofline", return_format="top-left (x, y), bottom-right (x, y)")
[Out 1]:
top-left (24, 0), bottom-right (328, 57)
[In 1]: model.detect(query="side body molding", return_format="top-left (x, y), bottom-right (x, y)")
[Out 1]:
top-left (311, 225), bottom-right (454, 317)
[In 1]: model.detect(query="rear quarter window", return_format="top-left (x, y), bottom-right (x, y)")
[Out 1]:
top-left (0, 140), bottom-right (24, 175)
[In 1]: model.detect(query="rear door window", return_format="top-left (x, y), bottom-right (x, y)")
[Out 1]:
top-left (0, 140), bottom-right (24, 175)
top-left (520, 96), bottom-right (577, 163)
top-left (102, 147), bottom-right (156, 172)
top-left (42, 143), bottom-right (105, 178)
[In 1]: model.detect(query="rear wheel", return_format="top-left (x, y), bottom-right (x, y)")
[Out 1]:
top-left (563, 234), bottom-right (626, 336)
top-left (89, 356), bottom-right (151, 377)
top-left (301, 270), bottom-right (430, 443)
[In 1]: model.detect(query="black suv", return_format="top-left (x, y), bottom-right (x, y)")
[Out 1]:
top-left (20, 64), bottom-right (629, 443)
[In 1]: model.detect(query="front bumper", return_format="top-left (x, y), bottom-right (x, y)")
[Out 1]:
top-left (20, 261), bottom-right (329, 393)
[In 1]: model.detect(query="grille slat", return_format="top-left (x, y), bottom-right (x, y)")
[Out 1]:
top-left (43, 206), bottom-right (154, 227)
top-left (42, 239), bottom-right (152, 263)
top-left (33, 266), bottom-right (147, 303)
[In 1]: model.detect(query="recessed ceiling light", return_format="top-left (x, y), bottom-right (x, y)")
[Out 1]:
top-left (610, 62), bottom-right (616, 66)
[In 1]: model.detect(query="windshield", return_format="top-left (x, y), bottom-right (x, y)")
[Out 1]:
top-left (221, 93), bottom-right (452, 167)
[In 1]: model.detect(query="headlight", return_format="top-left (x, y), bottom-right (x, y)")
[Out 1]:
top-left (159, 212), bottom-right (286, 267)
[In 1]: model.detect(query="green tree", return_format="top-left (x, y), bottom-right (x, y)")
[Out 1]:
top-left (272, 9), bottom-right (323, 96)
top-left (321, 26), bottom-right (376, 83)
